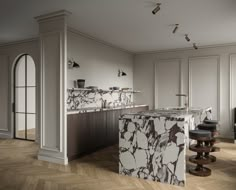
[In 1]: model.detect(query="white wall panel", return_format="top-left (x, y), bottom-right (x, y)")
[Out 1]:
top-left (41, 32), bottom-right (61, 150)
top-left (0, 55), bottom-right (9, 131)
top-left (189, 56), bottom-right (219, 120)
top-left (155, 59), bottom-right (181, 108)
top-left (230, 55), bottom-right (236, 133)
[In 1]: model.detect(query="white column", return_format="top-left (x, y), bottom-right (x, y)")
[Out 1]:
top-left (35, 10), bottom-right (71, 165)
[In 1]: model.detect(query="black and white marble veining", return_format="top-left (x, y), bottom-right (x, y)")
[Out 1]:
top-left (67, 89), bottom-right (132, 110)
top-left (119, 114), bottom-right (194, 186)
top-left (119, 108), bottom-right (212, 186)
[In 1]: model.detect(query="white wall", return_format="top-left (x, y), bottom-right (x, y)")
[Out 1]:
top-left (134, 45), bottom-right (236, 139)
top-left (67, 29), bottom-right (134, 90)
top-left (0, 39), bottom-right (39, 140)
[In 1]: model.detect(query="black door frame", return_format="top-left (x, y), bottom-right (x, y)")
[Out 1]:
top-left (13, 54), bottom-right (36, 141)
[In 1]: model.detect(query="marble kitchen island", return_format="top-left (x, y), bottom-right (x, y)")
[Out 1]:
top-left (119, 107), bottom-right (212, 186)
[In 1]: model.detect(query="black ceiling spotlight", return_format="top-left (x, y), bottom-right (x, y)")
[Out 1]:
top-left (193, 43), bottom-right (198, 50)
top-left (152, 3), bottom-right (161, 15)
top-left (172, 24), bottom-right (179, 34)
top-left (118, 69), bottom-right (127, 77)
top-left (185, 34), bottom-right (190, 42)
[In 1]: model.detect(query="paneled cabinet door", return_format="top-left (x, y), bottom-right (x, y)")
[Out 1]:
top-left (106, 110), bottom-right (121, 145)
top-left (89, 112), bottom-right (106, 150)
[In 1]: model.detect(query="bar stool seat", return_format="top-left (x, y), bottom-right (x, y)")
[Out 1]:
top-left (189, 130), bottom-right (212, 177)
top-left (204, 120), bottom-right (218, 125)
top-left (198, 124), bottom-right (217, 132)
top-left (189, 130), bottom-right (212, 140)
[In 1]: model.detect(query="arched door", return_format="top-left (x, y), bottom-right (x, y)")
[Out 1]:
top-left (14, 54), bottom-right (36, 141)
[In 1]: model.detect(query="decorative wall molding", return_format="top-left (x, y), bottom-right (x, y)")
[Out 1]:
top-left (188, 55), bottom-right (220, 120)
top-left (0, 133), bottom-right (12, 138)
top-left (135, 42), bottom-right (236, 55)
top-left (154, 58), bottom-right (182, 109)
top-left (38, 150), bottom-right (68, 165)
top-left (0, 55), bottom-right (9, 132)
top-left (0, 38), bottom-right (39, 48)
top-left (229, 54), bottom-right (236, 132)
top-left (40, 31), bottom-right (62, 152)
top-left (37, 10), bottom-right (69, 165)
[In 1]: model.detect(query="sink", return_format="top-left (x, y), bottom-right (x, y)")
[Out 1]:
top-left (159, 107), bottom-right (186, 111)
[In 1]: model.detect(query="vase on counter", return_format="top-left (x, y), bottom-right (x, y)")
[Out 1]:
top-left (77, 79), bottom-right (85, 88)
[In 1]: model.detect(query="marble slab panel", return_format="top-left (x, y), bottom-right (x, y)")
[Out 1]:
top-left (119, 114), bottom-right (194, 186)
top-left (67, 89), bottom-right (132, 110)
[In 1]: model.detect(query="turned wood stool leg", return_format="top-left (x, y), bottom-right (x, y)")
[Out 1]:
top-left (189, 130), bottom-right (212, 177)
top-left (198, 123), bottom-right (220, 163)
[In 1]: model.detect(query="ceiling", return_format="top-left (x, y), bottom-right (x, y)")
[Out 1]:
top-left (1, 0), bottom-right (236, 53)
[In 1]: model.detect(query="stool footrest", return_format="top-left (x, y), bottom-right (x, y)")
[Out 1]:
top-left (189, 144), bottom-right (212, 153)
top-left (205, 155), bottom-right (216, 162)
top-left (189, 155), bottom-right (212, 165)
top-left (189, 166), bottom-right (211, 177)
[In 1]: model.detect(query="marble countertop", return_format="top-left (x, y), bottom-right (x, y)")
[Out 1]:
top-left (121, 107), bottom-right (211, 119)
top-left (67, 104), bottom-right (148, 114)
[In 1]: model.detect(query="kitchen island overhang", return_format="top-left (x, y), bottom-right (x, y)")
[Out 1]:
top-left (118, 108), bottom-right (212, 186)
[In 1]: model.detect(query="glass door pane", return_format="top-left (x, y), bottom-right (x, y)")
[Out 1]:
top-left (15, 87), bottom-right (25, 112)
top-left (26, 114), bottom-right (35, 140)
top-left (15, 113), bottom-right (25, 139)
top-left (27, 55), bottom-right (35, 86)
top-left (27, 87), bottom-right (36, 113)
top-left (15, 58), bottom-right (25, 86)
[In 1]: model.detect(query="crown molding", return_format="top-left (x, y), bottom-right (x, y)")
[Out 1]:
top-left (35, 10), bottom-right (72, 22)
top-left (68, 27), bottom-right (133, 54)
top-left (135, 42), bottom-right (236, 55)
top-left (0, 37), bottom-right (39, 48)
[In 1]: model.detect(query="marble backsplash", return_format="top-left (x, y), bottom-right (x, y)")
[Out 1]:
top-left (67, 89), bottom-right (133, 110)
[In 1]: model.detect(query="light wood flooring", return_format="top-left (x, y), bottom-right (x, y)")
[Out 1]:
top-left (0, 139), bottom-right (235, 190)
top-left (16, 128), bottom-right (35, 140)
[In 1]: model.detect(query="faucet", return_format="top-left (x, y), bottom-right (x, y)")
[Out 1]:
top-left (176, 94), bottom-right (189, 111)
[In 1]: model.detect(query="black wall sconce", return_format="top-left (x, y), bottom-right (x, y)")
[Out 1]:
top-left (68, 58), bottom-right (80, 69)
top-left (118, 69), bottom-right (127, 77)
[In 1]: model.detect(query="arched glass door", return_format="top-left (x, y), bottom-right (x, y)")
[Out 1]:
top-left (14, 54), bottom-right (36, 141)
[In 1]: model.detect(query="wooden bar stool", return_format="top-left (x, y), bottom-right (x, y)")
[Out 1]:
top-left (189, 130), bottom-right (212, 177)
top-left (198, 123), bottom-right (220, 162)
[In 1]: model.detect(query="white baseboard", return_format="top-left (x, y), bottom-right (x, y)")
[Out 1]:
top-left (0, 133), bottom-right (12, 139)
top-left (38, 153), bottom-right (68, 165)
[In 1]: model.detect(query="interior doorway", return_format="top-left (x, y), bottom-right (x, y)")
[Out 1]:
top-left (14, 54), bottom-right (36, 141)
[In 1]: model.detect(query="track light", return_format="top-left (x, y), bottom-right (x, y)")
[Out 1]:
top-left (152, 3), bottom-right (161, 15)
top-left (193, 43), bottom-right (198, 50)
top-left (185, 34), bottom-right (190, 42)
top-left (172, 24), bottom-right (179, 34)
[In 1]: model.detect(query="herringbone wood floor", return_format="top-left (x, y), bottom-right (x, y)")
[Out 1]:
top-left (0, 139), bottom-right (236, 190)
